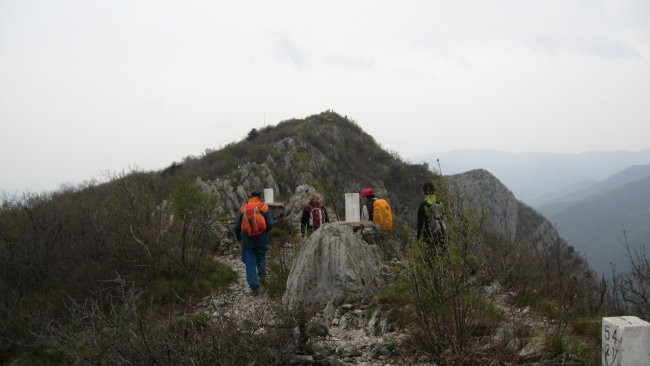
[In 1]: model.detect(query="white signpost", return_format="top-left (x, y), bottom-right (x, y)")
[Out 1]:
top-left (345, 193), bottom-right (360, 222)
top-left (602, 316), bottom-right (650, 366)
top-left (264, 188), bottom-right (274, 203)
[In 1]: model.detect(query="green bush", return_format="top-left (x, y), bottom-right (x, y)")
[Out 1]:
top-left (389, 178), bottom-right (503, 359)
top-left (149, 260), bottom-right (237, 306)
top-left (571, 317), bottom-right (601, 340)
top-left (548, 333), bottom-right (566, 355)
top-left (15, 348), bottom-right (65, 366)
top-left (266, 220), bottom-right (301, 299)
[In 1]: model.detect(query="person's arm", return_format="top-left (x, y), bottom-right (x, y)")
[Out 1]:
top-left (323, 206), bottom-right (330, 223)
top-left (367, 199), bottom-right (375, 221)
top-left (300, 207), bottom-right (310, 233)
top-left (262, 208), bottom-right (274, 231)
top-left (416, 202), bottom-right (426, 240)
top-left (233, 212), bottom-right (243, 241)
top-left (361, 204), bottom-right (369, 221)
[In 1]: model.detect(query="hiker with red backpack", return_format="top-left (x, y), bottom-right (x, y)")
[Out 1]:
top-left (300, 194), bottom-right (330, 236)
top-left (361, 188), bottom-right (393, 231)
top-left (233, 190), bottom-right (274, 296)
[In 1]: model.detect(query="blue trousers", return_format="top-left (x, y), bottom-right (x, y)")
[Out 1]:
top-left (241, 234), bottom-right (269, 289)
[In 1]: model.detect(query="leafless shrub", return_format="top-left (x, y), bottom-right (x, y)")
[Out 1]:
top-left (0, 170), bottom-right (225, 360)
top-left (41, 276), bottom-right (296, 365)
top-left (612, 235), bottom-right (650, 318)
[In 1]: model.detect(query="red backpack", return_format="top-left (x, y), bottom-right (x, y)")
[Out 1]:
top-left (308, 204), bottom-right (325, 229)
top-left (240, 202), bottom-right (267, 236)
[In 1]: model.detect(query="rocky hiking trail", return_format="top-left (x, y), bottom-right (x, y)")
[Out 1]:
top-left (199, 252), bottom-right (575, 365)
top-left (202, 252), bottom-right (417, 366)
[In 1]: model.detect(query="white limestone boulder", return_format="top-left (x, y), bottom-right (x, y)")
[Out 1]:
top-left (283, 222), bottom-right (385, 309)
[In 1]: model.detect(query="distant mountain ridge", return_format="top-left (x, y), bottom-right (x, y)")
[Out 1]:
top-left (412, 149), bottom-right (650, 207)
top-left (414, 149), bottom-right (650, 277)
top-left (539, 167), bottom-right (650, 276)
top-left (539, 164), bottom-right (650, 213)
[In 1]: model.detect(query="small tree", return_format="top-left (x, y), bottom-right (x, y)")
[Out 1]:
top-left (247, 128), bottom-right (259, 141)
top-left (170, 178), bottom-right (218, 272)
top-left (399, 178), bottom-right (496, 360)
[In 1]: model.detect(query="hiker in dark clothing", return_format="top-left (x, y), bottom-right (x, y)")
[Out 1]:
top-left (234, 190), bottom-right (274, 296)
top-left (417, 182), bottom-right (446, 248)
top-left (300, 194), bottom-right (330, 236)
top-left (361, 188), bottom-right (376, 221)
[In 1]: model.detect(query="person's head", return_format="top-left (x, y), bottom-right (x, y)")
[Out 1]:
top-left (361, 188), bottom-right (375, 200)
top-left (250, 190), bottom-right (262, 199)
top-left (422, 182), bottom-right (435, 195)
top-left (309, 194), bottom-right (320, 203)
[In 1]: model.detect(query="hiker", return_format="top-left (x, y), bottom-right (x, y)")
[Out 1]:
top-left (417, 182), bottom-right (446, 248)
top-left (361, 188), bottom-right (393, 231)
top-left (300, 194), bottom-right (330, 236)
top-left (234, 190), bottom-right (274, 296)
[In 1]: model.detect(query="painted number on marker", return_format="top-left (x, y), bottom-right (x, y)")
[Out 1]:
top-left (603, 324), bottom-right (622, 365)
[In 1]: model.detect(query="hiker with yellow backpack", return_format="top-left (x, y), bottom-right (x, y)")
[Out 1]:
top-left (361, 188), bottom-right (393, 231)
top-left (233, 190), bottom-right (274, 296)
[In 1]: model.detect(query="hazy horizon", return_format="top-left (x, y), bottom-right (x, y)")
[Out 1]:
top-left (2, 1), bottom-right (649, 194)
top-left (4, 145), bottom-right (650, 195)
top-left (415, 148), bottom-right (650, 205)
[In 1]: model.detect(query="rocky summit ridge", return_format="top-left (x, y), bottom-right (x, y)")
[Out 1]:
top-left (190, 112), bottom-right (594, 364)
top-left (179, 111), bottom-right (584, 272)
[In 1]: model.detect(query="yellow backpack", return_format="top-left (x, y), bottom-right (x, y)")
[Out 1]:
top-left (372, 198), bottom-right (393, 231)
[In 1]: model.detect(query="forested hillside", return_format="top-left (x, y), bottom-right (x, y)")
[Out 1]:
top-left (0, 111), bottom-right (625, 364)
top-left (176, 112), bottom-right (435, 225)
top-left (0, 111), bottom-right (436, 363)
top-left (539, 164), bottom-right (650, 211)
top-left (545, 175), bottom-right (650, 276)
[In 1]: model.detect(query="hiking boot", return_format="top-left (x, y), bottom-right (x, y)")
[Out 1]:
top-left (251, 288), bottom-right (259, 297)
top-left (259, 276), bottom-right (266, 285)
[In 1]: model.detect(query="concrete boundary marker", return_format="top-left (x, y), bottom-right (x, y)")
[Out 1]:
top-left (602, 316), bottom-right (650, 366)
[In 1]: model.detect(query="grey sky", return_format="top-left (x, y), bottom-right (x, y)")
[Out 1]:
top-left (1, 0), bottom-right (649, 193)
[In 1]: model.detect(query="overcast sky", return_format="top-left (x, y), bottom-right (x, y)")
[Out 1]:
top-left (1, 0), bottom-right (649, 194)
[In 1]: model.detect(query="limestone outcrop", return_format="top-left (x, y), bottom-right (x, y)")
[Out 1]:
top-left (283, 222), bottom-right (385, 309)
top-left (284, 185), bottom-right (319, 223)
top-left (449, 169), bottom-right (519, 240)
